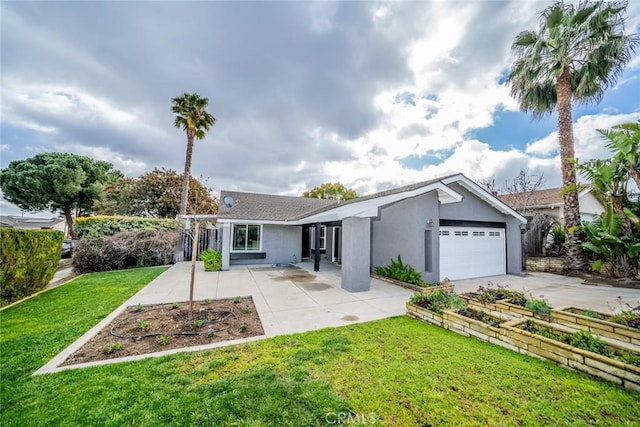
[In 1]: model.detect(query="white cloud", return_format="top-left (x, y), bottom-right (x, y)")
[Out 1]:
top-left (53, 143), bottom-right (148, 177)
top-left (526, 112), bottom-right (640, 160)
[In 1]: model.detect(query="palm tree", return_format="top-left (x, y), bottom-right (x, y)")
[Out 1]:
top-left (507, 0), bottom-right (638, 271)
top-left (171, 93), bottom-right (216, 216)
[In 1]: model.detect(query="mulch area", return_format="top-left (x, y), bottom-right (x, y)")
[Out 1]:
top-left (62, 297), bottom-right (264, 366)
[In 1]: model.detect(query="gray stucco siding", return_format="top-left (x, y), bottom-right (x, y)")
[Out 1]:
top-left (371, 184), bottom-right (523, 281)
top-left (371, 192), bottom-right (440, 283)
top-left (230, 224), bottom-right (301, 265)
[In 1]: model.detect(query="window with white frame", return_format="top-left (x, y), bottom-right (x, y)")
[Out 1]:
top-left (232, 224), bottom-right (262, 251)
top-left (310, 226), bottom-right (326, 250)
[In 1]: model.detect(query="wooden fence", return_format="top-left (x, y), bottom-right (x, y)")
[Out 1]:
top-left (174, 228), bottom-right (221, 262)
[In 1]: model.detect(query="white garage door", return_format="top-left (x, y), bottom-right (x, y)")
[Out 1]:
top-left (439, 226), bottom-right (506, 281)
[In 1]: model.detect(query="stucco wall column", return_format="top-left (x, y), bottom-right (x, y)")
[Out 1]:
top-left (221, 222), bottom-right (231, 270)
top-left (341, 217), bottom-right (371, 292)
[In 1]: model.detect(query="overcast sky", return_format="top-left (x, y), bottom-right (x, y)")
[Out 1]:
top-left (2, 0), bottom-right (639, 216)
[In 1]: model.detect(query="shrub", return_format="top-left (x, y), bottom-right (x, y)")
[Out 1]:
top-left (74, 216), bottom-right (181, 238)
top-left (200, 249), bottom-right (222, 272)
top-left (525, 298), bottom-right (552, 316)
top-left (0, 229), bottom-right (64, 306)
top-left (471, 284), bottom-right (527, 305)
top-left (409, 290), bottom-right (466, 314)
top-left (375, 255), bottom-right (425, 286)
top-left (73, 230), bottom-right (177, 273)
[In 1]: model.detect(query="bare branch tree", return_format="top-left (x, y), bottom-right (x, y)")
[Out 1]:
top-left (502, 170), bottom-right (545, 216)
top-left (478, 176), bottom-right (499, 196)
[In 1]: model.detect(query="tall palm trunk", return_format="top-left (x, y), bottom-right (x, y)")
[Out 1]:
top-left (557, 70), bottom-right (587, 271)
top-left (179, 129), bottom-right (195, 216)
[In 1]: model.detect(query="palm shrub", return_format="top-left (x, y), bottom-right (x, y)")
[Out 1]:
top-left (375, 255), bottom-right (426, 286)
top-left (579, 203), bottom-right (640, 278)
top-left (200, 250), bottom-right (222, 272)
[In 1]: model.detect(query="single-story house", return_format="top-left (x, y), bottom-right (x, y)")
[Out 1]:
top-left (217, 173), bottom-right (527, 292)
top-left (498, 187), bottom-right (604, 223)
top-left (0, 215), bottom-right (65, 232)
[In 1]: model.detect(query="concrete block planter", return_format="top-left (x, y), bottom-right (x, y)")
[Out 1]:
top-left (406, 302), bottom-right (444, 327)
top-left (462, 297), bottom-right (549, 321)
top-left (501, 318), bottom-right (640, 391)
top-left (551, 307), bottom-right (640, 346)
top-left (373, 273), bottom-right (453, 293)
top-left (407, 300), bottom-right (640, 390)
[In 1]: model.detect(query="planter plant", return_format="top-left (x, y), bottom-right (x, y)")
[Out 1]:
top-left (200, 250), bottom-right (222, 272)
top-left (374, 255), bottom-right (453, 293)
top-left (462, 285), bottom-right (552, 319)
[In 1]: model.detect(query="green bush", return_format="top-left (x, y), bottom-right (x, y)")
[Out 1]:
top-left (74, 216), bottom-right (181, 238)
top-left (375, 255), bottom-right (426, 286)
top-left (409, 290), bottom-right (466, 314)
top-left (200, 250), bottom-right (222, 272)
top-left (0, 229), bottom-right (64, 306)
top-left (73, 230), bottom-right (177, 272)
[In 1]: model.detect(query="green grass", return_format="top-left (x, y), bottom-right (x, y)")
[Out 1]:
top-left (1, 268), bottom-right (639, 426)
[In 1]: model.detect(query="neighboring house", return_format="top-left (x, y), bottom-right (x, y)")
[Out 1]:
top-left (498, 187), bottom-right (604, 223)
top-left (0, 215), bottom-right (65, 233)
top-left (217, 174), bottom-right (527, 292)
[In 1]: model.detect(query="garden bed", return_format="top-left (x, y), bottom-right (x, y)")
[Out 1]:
top-left (551, 307), bottom-right (640, 346)
top-left (62, 297), bottom-right (264, 366)
top-left (501, 318), bottom-right (640, 390)
top-left (372, 273), bottom-right (453, 293)
top-left (407, 296), bottom-right (640, 390)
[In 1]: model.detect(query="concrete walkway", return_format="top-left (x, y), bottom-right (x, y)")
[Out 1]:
top-left (129, 261), bottom-right (413, 337)
top-left (452, 272), bottom-right (640, 313)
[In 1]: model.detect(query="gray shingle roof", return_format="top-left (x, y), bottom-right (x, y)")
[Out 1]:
top-left (218, 190), bottom-right (336, 221)
top-left (219, 174), bottom-right (459, 222)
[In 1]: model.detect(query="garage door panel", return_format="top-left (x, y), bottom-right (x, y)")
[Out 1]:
top-left (439, 227), bottom-right (505, 281)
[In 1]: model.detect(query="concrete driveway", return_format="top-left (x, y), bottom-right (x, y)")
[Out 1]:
top-left (451, 272), bottom-right (640, 313)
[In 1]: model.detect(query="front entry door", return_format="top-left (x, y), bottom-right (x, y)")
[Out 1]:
top-left (332, 227), bottom-right (341, 262)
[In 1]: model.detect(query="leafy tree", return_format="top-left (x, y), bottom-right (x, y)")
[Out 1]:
top-left (302, 182), bottom-right (357, 201)
top-left (96, 168), bottom-right (218, 218)
top-left (171, 93), bottom-right (216, 216)
top-left (0, 153), bottom-right (118, 238)
top-left (507, 0), bottom-right (638, 271)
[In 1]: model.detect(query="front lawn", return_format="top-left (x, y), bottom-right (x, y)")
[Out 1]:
top-left (1, 268), bottom-right (639, 426)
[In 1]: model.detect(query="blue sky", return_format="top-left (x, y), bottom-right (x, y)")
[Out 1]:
top-left (1, 0), bottom-right (639, 216)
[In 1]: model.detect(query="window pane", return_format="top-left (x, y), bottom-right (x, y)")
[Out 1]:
top-left (320, 226), bottom-right (326, 250)
top-left (233, 225), bottom-right (247, 250)
top-left (247, 225), bottom-right (261, 250)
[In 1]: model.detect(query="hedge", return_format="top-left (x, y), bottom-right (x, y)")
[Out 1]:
top-left (72, 230), bottom-right (178, 273)
top-left (0, 229), bottom-right (64, 306)
top-left (74, 216), bottom-right (182, 238)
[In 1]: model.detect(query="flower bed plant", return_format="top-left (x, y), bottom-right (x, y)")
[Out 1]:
top-left (462, 284), bottom-right (552, 319)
